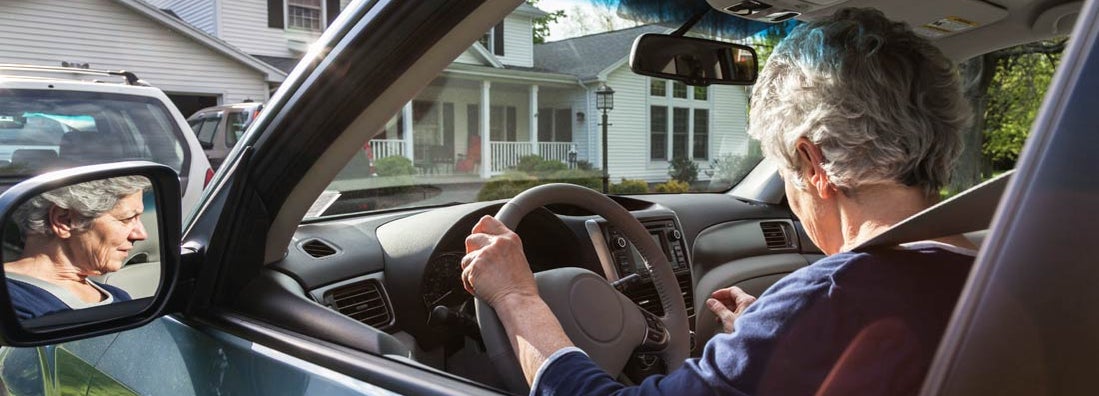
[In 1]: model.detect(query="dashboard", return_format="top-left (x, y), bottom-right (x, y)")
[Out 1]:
top-left (256, 192), bottom-right (820, 378)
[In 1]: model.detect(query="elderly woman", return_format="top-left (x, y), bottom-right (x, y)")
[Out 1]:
top-left (4, 176), bottom-right (150, 319)
top-left (461, 8), bottom-right (977, 396)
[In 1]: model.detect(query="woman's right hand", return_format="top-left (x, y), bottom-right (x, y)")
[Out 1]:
top-left (706, 286), bottom-right (757, 333)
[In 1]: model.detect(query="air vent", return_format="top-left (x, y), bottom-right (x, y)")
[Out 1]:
top-left (623, 273), bottom-right (694, 317)
top-left (324, 279), bottom-right (394, 329)
top-left (301, 239), bottom-right (337, 258)
top-left (760, 222), bottom-right (794, 250)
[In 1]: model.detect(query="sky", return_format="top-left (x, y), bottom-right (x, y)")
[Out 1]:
top-left (536, 0), bottom-right (642, 42)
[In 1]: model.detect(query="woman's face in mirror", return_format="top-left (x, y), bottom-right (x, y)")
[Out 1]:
top-left (62, 192), bottom-right (147, 276)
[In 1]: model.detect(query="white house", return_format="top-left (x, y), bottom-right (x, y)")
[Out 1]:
top-left (152, 1), bottom-right (753, 182)
top-left (0, 0), bottom-right (287, 117)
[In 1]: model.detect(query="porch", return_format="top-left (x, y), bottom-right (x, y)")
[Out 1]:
top-left (365, 76), bottom-right (583, 178)
top-left (368, 139), bottom-right (576, 175)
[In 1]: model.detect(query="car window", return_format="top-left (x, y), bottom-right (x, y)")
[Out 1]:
top-left (0, 90), bottom-right (186, 178)
top-left (226, 110), bottom-right (249, 147)
top-left (190, 113), bottom-right (221, 147)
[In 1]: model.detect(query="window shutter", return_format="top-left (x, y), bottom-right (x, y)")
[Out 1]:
top-left (493, 22), bottom-right (505, 56)
top-left (268, 0), bottom-right (284, 29)
top-left (326, 0), bottom-right (340, 25)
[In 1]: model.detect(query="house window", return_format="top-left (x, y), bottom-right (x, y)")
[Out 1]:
top-left (490, 105), bottom-right (517, 141)
top-left (672, 81), bottom-right (688, 99)
top-left (538, 108), bottom-right (574, 142)
top-left (672, 107), bottom-right (689, 159)
top-left (693, 109), bottom-right (709, 159)
top-left (480, 23), bottom-right (506, 56)
top-left (694, 86), bottom-right (708, 101)
top-left (288, 0), bottom-right (323, 31)
top-left (650, 79), bottom-right (666, 97)
top-left (650, 106), bottom-right (667, 160)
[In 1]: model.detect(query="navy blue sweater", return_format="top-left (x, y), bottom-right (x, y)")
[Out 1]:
top-left (534, 243), bottom-right (974, 395)
top-left (7, 278), bottom-right (132, 319)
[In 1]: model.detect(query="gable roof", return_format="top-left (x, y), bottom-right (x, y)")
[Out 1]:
top-left (114, 0), bottom-right (286, 82)
top-left (533, 25), bottom-right (669, 82)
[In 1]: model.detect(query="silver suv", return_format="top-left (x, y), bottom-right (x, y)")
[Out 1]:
top-left (0, 65), bottom-right (212, 211)
top-left (187, 102), bottom-right (262, 169)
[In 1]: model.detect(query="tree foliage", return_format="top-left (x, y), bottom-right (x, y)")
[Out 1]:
top-left (528, 0), bottom-right (567, 44)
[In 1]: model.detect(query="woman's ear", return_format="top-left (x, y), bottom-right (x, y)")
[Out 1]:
top-left (794, 138), bottom-right (835, 199)
top-left (48, 206), bottom-right (74, 239)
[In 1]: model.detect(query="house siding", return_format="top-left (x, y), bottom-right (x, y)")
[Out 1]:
top-left (0, 0), bottom-right (268, 104)
top-left (147, 0), bottom-right (217, 35)
top-left (219, 0), bottom-right (296, 57)
top-left (454, 50), bottom-right (483, 65)
top-left (711, 85), bottom-right (751, 157)
top-left (499, 15), bottom-right (533, 68)
top-left (604, 67), bottom-right (653, 181)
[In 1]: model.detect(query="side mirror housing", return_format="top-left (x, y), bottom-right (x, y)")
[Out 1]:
top-left (629, 33), bottom-right (759, 86)
top-left (0, 161), bottom-right (180, 346)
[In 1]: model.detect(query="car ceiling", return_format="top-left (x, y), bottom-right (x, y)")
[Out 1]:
top-left (791, 0), bottom-right (1081, 60)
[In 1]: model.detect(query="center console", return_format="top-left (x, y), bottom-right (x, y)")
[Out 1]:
top-left (586, 217), bottom-right (695, 319)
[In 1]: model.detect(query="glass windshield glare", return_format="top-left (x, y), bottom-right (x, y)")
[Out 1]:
top-left (311, 1), bottom-right (765, 218)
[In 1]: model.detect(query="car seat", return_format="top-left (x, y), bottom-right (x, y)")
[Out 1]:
top-left (10, 149), bottom-right (59, 173)
top-left (59, 130), bottom-right (125, 166)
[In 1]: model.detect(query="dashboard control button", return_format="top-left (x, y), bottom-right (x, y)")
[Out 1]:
top-left (616, 236), bottom-right (628, 248)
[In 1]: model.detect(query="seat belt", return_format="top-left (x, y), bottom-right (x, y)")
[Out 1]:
top-left (852, 170), bottom-right (1015, 252)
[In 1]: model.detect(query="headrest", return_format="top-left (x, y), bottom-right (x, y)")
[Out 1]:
top-left (11, 149), bottom-right (58, 171)
top-left (59, 131), bottom-right (124, 166)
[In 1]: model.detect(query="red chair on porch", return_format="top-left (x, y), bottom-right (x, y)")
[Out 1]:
top-left (456, 135), bottom-right (481, 173)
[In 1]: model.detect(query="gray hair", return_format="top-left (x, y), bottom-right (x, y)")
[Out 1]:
top-left (748, 8), bottom-right (972, 196)
top-left (13, 176), bottom-right (151, 237)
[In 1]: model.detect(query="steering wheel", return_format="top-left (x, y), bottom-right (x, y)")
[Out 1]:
top-left (475, 183), bottom-right (690, 393)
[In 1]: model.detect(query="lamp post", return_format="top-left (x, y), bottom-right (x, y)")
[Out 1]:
top-left (595, 83), bottom-right (614, 193)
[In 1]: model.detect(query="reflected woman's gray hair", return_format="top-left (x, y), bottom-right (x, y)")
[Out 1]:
top-left (13, 176), bottom-right (151, 237)
top-left (748, 8), bottom-right (972, 196)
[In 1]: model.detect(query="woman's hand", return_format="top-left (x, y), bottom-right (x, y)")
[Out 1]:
top-left (706, 286), bottom-right (757, 333)
top-left (461, 215), bottom-right (538, 307)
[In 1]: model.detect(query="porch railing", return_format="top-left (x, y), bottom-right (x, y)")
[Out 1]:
top-left (490, 142), bottom-right (534, 173)
top-left (538, 142), bottom-right (573, 164)
top-left (369, 139), bottom-right (406, 160)
top-left (490, 141), bottom-right (575, 174)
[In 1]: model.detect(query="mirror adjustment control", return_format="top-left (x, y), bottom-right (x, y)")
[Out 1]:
top-left (670, 229), bottom-right (682, 241)
top-left (615, 236), bottom-right (628, 249)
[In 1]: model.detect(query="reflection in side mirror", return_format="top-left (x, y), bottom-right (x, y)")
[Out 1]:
top-left (629, 33), bottom-right (758, 86)
top-left (2, 175), bottom-right (161, 328)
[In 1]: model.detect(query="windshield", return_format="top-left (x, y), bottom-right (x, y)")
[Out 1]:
top-left (0, 90), bottom-right (186, 179)
top-left (311, 1), bottom-right (769, 218)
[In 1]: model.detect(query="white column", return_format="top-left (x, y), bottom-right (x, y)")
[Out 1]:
top-left (402, 103), bottom-right (414, 161)
top-left (480, 81), bottom-right (492, 179)
top-left (530, 85), bottom-right (539, 156)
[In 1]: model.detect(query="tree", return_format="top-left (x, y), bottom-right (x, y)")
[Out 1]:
top-left (528, 0), bottom-right (566, 44)
top-left (951, 38), bottom-right (1066, 192)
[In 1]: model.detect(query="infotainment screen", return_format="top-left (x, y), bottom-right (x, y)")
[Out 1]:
top-left (627, 233), bottom-right (668, 276)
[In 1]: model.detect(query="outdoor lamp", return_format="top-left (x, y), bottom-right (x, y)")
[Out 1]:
top-left (596, 83), bottom-right (615, 111)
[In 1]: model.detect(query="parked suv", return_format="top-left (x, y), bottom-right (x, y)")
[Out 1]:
top-left (0, 65), bottom-right (213, 211)
top-left (187, 101), bottom-right (262, 169)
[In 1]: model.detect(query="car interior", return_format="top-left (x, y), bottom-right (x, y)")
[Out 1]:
top-left (176, 0), bottom-right (1080, 392)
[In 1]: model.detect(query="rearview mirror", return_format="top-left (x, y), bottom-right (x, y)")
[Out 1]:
top-left (0, 162), bottom-right (180, 346)
top-left (629, 33), bottom-right (758, 86)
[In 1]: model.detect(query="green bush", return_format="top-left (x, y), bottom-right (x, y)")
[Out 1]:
top-left (611, 178), bottom-right (649, 194)
top-left (653, 180), bottom-right (690, 193)
top-left (706, 153), bottom-right (761, 190)
top-left (374, 156), bottom-right (415, 176)
top-left (668, 156), bottom-right (699, 185)
top-left (516, 155), bottom-right (567, 175)
top-left (576, 160), bottom-right (594, 171)
top-left (476, 171), bottom-right (539, 201)
top-left (548, 169), bottom-right (603, 190)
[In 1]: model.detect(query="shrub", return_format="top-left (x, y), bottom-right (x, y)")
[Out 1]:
top-left (611, 178), bottom-right (649, 194)
top-left (576, 160), bottom-right (593, 171)
top-left (653, 180), bottom-right (690, 193)
top-left (477, 171), bottom-right (539, 201)
top-left (706, 153), bottom-right (761, 190)
top-left (515, 155), bottom-right (567, 175)
top-left (374, 156), bottom-right (415, 177)
top-left (547, 169), bottom-right (602, 190)
top-left (668, 156), bottom-right (699, 185)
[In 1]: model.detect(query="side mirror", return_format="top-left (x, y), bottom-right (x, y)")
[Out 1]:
top-left (629, 33), bottom-right (759, 86)
top-left (0, 161), bottom-right (180, 346)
